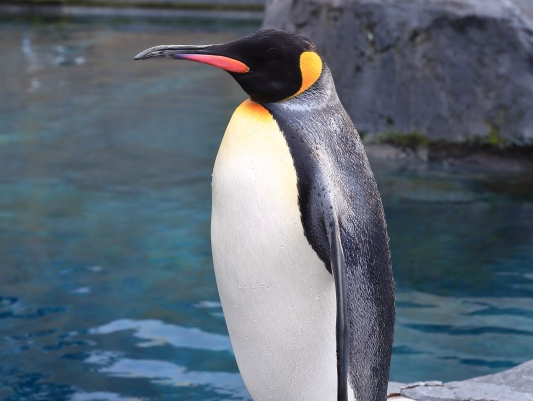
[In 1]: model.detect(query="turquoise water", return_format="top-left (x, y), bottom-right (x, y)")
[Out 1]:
top-left (1, 17), bottom-right (532, 400)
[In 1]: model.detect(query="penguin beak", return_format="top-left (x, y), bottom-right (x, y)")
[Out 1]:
top-left (133, 44), bottom-right (250, 74)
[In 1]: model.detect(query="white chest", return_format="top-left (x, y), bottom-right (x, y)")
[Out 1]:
top-left (211, 100), bottom-right (342, 400)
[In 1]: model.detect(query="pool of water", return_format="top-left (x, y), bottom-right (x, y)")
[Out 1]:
top-left (1, 16), bottom-right (532, 401)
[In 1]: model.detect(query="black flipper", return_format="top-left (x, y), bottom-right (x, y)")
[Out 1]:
top-left (329, 220), bottom-right (349, 401)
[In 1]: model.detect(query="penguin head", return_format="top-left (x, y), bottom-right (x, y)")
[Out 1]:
top-left (134, 29), bottom-right (323, 103)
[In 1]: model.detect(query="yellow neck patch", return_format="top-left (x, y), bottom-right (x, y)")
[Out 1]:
top-left (238, 99), bottom-right (272, 122)
top-left (292, 51), bottom-right (323, 98)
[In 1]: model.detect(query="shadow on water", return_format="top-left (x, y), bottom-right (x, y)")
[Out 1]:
top-left (0, 15), bottom-right (532, 400)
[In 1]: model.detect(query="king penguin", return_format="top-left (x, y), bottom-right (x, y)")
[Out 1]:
top-left (134, 29), bottom-right (395, 401)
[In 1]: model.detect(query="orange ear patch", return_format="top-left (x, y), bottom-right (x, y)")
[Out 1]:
top-left (293, 51), bottom-right (323, 98)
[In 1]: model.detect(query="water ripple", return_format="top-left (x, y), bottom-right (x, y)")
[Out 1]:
top-left (405, 323), bottom-right (533, 337)
top-left (89, 319), bottom-right (232, 352)
top-left (70, 392), bottom-right (142, 401)
top-left (439, 356), bottom-right (517, 370)
top-left (0, 296), bottom-right (66, 321)
top-left (465, 306), bottom-right (533, 319)
top-left (85, 351), bottom-right (249, 400)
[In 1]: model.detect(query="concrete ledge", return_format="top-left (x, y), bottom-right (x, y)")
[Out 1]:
top-left (387, 359), bottom-right (533, 401)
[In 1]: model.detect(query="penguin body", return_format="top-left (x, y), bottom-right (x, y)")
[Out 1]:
top-left (212, 99), bottom-right (341, 400)
top-left (135, 29), bottom-right (395, 401)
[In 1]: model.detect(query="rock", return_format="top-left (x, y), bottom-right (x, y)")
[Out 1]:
top-left (388, 359), bottom-right (533, 401)
top-left (388, 381), bottom-right (407, 395)
top-left (263, 0), bottom-right (533, 146)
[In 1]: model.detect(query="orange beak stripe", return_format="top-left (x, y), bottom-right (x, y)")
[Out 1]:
top-left (176, 54), bottom-right (249, 73)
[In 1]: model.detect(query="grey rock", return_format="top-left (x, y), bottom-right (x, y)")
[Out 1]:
top-left (388, 381), bottom-right (407, 395)
top-left (263, 0), bottom-right (533, 145)
top-left (395, 359), bottom-right (533, 401)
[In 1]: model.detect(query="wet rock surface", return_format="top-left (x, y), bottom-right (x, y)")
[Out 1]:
top-left (263, 0), bottom-right (533, 146)
top-left (387, 359), bottom-right (533, 400)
